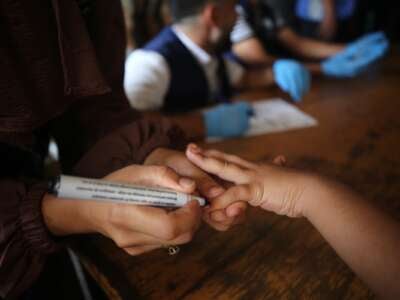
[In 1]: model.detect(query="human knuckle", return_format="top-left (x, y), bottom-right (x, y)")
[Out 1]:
top-left (205, 149), bottom-right (218, 156)
top-left (124, 248), bottom-right (141, 256)
top-left (156, 165), bottom-right (173, 177)
top-left (114, 233), bottom-right (128, 248)
top-left (249, 182), bottom-right (264, 205)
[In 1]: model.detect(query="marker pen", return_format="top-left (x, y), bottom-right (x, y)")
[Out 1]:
top-left (48, 175), bottom-right (206, 208)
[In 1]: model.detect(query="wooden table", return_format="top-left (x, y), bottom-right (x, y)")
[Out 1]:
top-left (75, 51), bottom-right (400, 300)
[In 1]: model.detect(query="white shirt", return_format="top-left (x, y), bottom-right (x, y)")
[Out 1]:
top-left (124, 26), bottom-right (244, 111)
top-left (231, 5), bottom-right (255, 44)
top-left (230, 3), bottom-right (288, 44)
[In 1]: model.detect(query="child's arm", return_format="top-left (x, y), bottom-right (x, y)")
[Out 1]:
top-left (185, 144), bottom-right (400, 299)
top-left (302, 177), bottom-right (400, 300)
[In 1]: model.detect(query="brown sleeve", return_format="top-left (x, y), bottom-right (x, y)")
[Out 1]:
top-left (51, 88), bottom-right (187, 174)
top-left (53, 0), bottom-right (189, 175)
top-left (0, 180), bottom-right (59, 299)
top-left (50, 90), bottom-right (139, 172)
top-left (73, 116), bottom-right (187, 178)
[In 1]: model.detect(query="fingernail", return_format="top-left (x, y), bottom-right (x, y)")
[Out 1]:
top-left (188, 144), bottom-right (201, 154)
top-left (179, 177), bottom-right (195, 188)
top-left (228, 208), bottom-right (242, 218)
top-left (276, 155), bottom-right (286, 165)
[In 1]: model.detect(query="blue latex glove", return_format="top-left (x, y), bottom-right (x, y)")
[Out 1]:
top-left (341, 31), bottom-right (389, 65)
top-left (273, 59), bottom-right (311, 102)
top-left (203, 102), bottom-right (253, 138)
top-left (322, 32), bottom-right (389, 78)
top-left (347, 31), bottom-right (388, 51)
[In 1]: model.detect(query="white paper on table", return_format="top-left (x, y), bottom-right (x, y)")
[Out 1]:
top-left (207, 98), bottom-right (318, 142)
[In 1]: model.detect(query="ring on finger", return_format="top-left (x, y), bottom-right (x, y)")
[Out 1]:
top-left (163, 245), bottom-right (180, 256)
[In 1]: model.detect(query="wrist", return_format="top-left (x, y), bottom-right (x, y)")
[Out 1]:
top-left (299, 175), bottom-right (334, 220)
top-left (42, 193), bottom-right (104, 236)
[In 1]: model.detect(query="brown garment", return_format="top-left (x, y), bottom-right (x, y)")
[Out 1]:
top-left (0, 0), bottom-right (184, 298)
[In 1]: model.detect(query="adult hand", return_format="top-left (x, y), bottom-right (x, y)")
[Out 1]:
top-left (322, 32), bottom-right (389, 78)
top-left (43, 164), bottom-right (202, 256)
top-left (186, 144), bottom-right (313, 218)
top-left (273, 59), bottom-right (311, 102)
top-left (345, 32), bottom-right (389, 65)
top-left (144, 148), bottom-right (248, 231)
top-left (347, 31), bottom-right (388, 51)
top-left (203, 101), bottom-right (253, 138)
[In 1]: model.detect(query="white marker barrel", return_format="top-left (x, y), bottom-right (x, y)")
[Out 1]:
top-left (52, 175), bottom-right (206, 207)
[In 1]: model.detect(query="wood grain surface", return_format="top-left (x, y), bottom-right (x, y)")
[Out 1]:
top-left (74, 51), bottom-right (400, 300)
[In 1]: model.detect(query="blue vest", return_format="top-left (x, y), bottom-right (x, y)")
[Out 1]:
top-left (143, 27), bottom-right (232, 113)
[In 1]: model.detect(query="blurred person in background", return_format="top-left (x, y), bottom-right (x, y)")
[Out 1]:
top-left (295, 0), bottom-right (359, 41)
top-left (124, 0), bottom-right (312, 141)
top-left (231, 0), bottom-right (388, 79)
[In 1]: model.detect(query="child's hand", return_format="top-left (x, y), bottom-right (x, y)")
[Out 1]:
top-left (144, 148), bottom-right (247, 231)
top-left (186, 144), bottom-right (313, 218)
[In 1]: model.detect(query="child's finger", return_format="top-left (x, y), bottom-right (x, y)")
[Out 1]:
top-left (186, 145), bottom-right (252, 185)
top-left (210, 184), bottom-right (255, 211)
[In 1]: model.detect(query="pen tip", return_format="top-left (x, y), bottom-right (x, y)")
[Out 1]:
top-left (191, 196), bottom-right (206, 207)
